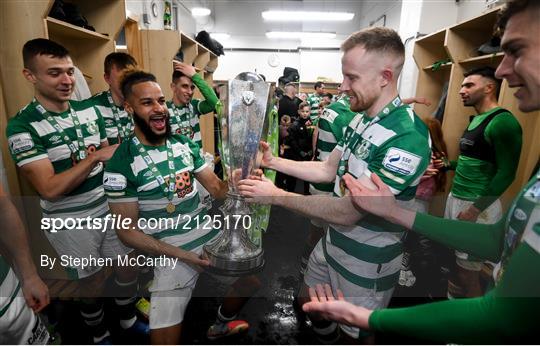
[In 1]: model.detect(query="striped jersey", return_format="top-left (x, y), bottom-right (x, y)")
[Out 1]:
top-left (0, 256), bottom-right (19, 319)
top-left (89, 91), bottom-right (134, 144)
top-left (103, 134), bottom-right (217, 247)
top-left (6, 100), bottom-right (109, 220)
top-left (327, 101), bottom-right (431, 292)
top-left (166, 100), bottom-right (203, 149)
top-left (167, 74), bottom-right (219, 150)
top-left (311, 96), bottom-right (357, 194)
top-left (307, 93), bottom-right (323, 123)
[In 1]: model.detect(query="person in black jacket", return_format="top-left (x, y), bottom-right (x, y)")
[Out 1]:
top-left (284, 102), bottom-right (314, 193)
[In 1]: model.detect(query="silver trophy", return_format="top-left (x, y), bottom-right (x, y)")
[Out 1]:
top-left (203, 72), bottom-right (271, 276)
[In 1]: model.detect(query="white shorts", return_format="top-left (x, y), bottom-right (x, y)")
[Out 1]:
top-left (444, 193), bottom-right (502, 271)
top-left (0, 289), bottom-right (49, 344)
top-left (304, 240), bottom-right (394, 339)
top-left (149, 271), bottom-right (238, 330)
top-left (149, 281), bottom-right (196, 329)
top-left (149, 231), bottom-right (237, 329)
top-left (44, 216), bottom-right (132, 279)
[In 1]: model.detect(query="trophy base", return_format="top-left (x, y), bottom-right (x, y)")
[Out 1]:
top-left (204, 249), bottom-right (265, 277)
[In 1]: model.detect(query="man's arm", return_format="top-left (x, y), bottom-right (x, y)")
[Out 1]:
top-left (192, 74), bottom-right (218, 114)
top-left (343, 173), bottom-right (504, 261)
top-left (238, 174), bottom-right (366, 226)
top-left (108, 201), bottom-right (209, 267)
top-left (0, 186), bottom-right (49, 312)
top-left (261, 141), bottom-right (340, 183)
top-left (173, 61), bottom-right (218, 114)
top-left (195, 166), bottom-right (228, 199)
top-left (305, 239), bottom-right (540, 344)
top-left (20, 143), bottom-right (118, 200)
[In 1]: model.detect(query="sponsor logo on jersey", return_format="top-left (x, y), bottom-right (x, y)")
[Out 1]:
top-left (49, 135), bottom-right (62, 144)
top-left (382, 147), bottom-right (421, 176)
top-left (103, 172), bottom-right (127, 190)
top-left (8, 132), bottom-right (34, 154)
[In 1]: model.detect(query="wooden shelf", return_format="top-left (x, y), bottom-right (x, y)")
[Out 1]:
top-left (413, 6), bottom-right (540, 213)
top-left (194, 50), bottom-right (210, 70)
top-left (423, 62), bottom-right (453, 71)
top-left (180, 33), bottom-right (198, 64)
top-left (413, 29), bottom-right (450, 70)
top-left (46, 17), bottom-right (110, 41)
top-left (458, 52), bottom-right (504, 65)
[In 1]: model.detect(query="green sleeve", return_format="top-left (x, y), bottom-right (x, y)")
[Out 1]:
top-left (448, 160), bottom-right (457, 170)
top-left (473, 113), bottom-right (522, 211)
top-left (413, 212), bottom-right (504, 261)
top-left (192, 74), bottom-right (218, 115)
top-left (369, 241), bottom-right (540, 343)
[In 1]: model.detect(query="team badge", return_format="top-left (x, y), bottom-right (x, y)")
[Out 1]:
top-left (86, 121), bottom-right (98, 135)
top-left (355, 139), bottom-right (371, 160)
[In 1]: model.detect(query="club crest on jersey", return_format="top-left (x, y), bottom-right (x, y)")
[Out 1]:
top-left (177, 147), bottom-right (193, 167)
top-left (86, 121), bottom-right (99, 135)
top-left (354, 139), bottom-right (371, 160)
top-left (382, 148), bottom-right (421, 176)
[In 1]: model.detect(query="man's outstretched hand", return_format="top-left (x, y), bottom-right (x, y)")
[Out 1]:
top-left (302, 283), bottom-right (372, 329)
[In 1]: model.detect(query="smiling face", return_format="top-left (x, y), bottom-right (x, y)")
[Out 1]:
top-left (496, 9), bottom-right (540, 112)
top-left (340, 46), bottom-right (383, 113)
top-left (171, 75), bottom-right (195, 106)
top-left (24, 54), bottom-right (75, 106)
top-left (124, 81), bottom-right (170, 144)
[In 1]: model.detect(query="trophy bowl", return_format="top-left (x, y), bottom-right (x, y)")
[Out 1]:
top-left (203, 72), bottom-right (271, 276)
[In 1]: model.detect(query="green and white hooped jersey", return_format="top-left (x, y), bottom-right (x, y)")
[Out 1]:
top-left (6, 100), bottom-right (109, 219)
top-left (0, 256), bottom-right (19, 318)
top-left (326, 99), bottom-right (431, 292)
top-left (311, 96), bottom-right (357, 195)
top-left (166, 100), bottom-right (203, 149)
top-left (307, 93), bottom-right (322, 123)
top-left (90, 91), bottom-right (134, 145)
top-left (103, 134), bottom-right (217, 247)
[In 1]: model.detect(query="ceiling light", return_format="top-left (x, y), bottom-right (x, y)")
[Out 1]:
top-left (191, 7), bottom-right (211, 17)
top-left (210, 33), bottom-right (230, 40)
top-left (262, 10), bottom-right (354, 22)
top-left (266, 31), bottom-right (336, 39)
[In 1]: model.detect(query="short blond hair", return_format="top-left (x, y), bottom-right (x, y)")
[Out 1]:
top-left (341, 27), bottom-right (405, 73)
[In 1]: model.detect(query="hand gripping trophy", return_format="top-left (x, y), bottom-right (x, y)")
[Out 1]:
top-left (203, 72), bottom-right (272, 276)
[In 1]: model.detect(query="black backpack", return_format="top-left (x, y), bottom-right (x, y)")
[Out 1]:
top-left (195, 31), bottom-right (224, 56)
